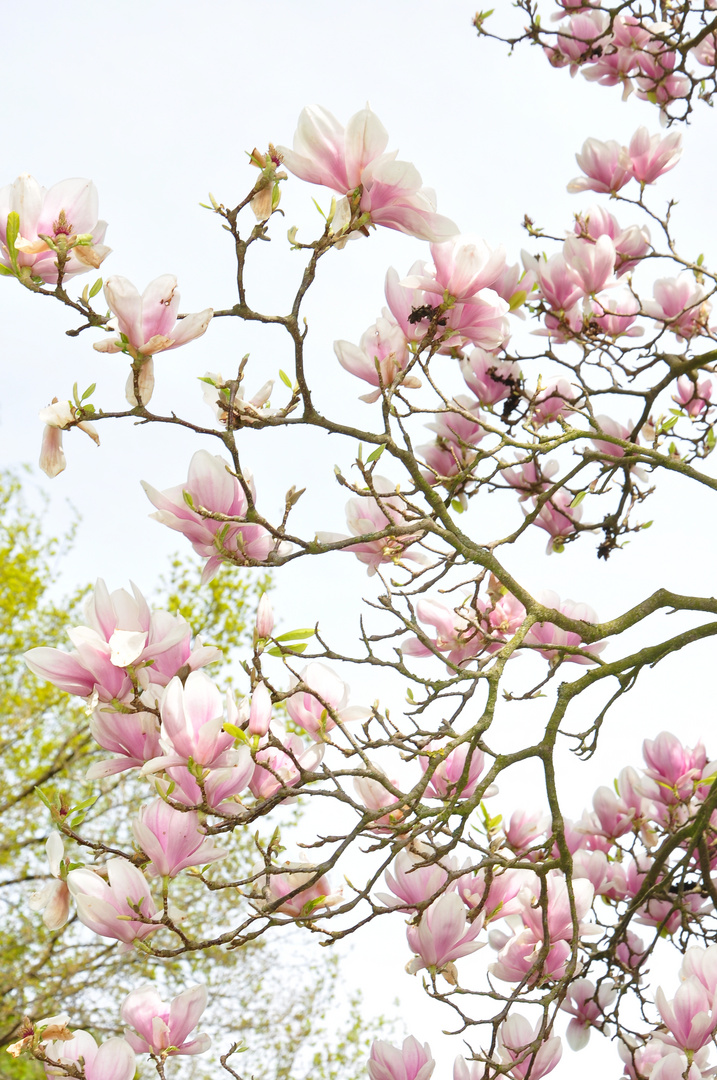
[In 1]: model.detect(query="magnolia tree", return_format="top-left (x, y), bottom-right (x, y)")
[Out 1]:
top-left (9, 4), bottom-right (717, 1079)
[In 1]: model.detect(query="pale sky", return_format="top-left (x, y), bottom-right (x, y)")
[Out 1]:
top-left (2, 1), bottom-right (717, 1074)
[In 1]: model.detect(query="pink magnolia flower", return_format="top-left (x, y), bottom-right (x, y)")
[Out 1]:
top-left (643, 277), bottom-right (711, 342)
top-left (574, 206), bottom-right (650, 276)
top-left (142, 450), bottom-right (286, 582)
top-left (255, 593), bottom-right (274, 639)
top-left (627, 127), bottom-right (682, 185)
top-left (278, 105), bottom-right (457, 242)
top-left (67, 859), bottom-right (159, 948)
top-left (504, 810), bottom-right (549, 855)
top-left (93, 275), bottom-right (212, 359)
top-left (499, 1015), bottom-right (562, 1080)
top-left (385, 262), bottom-right (510, 353)
top-left (681, 946), bottom-right (717, 997)
top-left (28, 833), bottom-right (70, 931)
top-left (39, 422), bottom-right (66, 479)
top-left (377, 844), bottom-right (457, 910)
top-left (317, 478), bottom-right (426, 575)
top-left (634, 41), bottom-right (690, 110)
top-left (656, 977), bottom-right (717, 1051)
top-left (162, 750), bottom-right (255, 812)
top-left (122, 984), bottom-right (210, 1057)
top-left (27, 577), bottom-right (218, 706)
top-left (402, 234), bottom-right (507, 303)
top-left (560, 978), bottom-right (617, 1050)
top-left (460, 349), bottom-right (521, 407)
top-left (642, 731), bottom-right (707, 804)
top-left (257, 861), bottom-right (342, 916)
top-left (567, 137), bottom-right (632, 194)
top-left (530, 379), bottom-right (582, 427)
top-left (406, 891), bottom-right (484, 974)
top-left (518, 871), bottom-right (595, 942)
top-left (563, 234), bottom-right (616, 295)
top-left (524, 592), bottom-right (605, 664)
top-left (527, 489), bottom-right (583, 554)
top-left (151, 670), bottom-right (236, 768)
top-left (419, 739), bottom-right (493, 800)
top-left (587, 289), bottom-right (642, 337)
top-left (248, 681), bottom-right (273, 736)
top-left (368, 1037), bottom-right (435, 1080)
top-left (0, 174), bottom-right (109, 283)
top-left (674, 375), bottom-right (712, 417)
top-left (572, 848), bottom-right (627, 901)
top-left (334, 313), bottom-right (415, 403)
top-left (489, 929), bottom-right (572, 983)
top-left (692, 33), bottom-right (717, 68)
top-left (546, 10), bottom-right (609, 72)
top-left (286, 661), bottom-right (369, 740)
top-left (87, 707), bottom-right (162, 779)
top-left (590, 414), bottom-right (639, 459)
top-left (454, 1056), bottom-right (486, 1080)
top-left (419, 398), bottom-right (485, 485)
top-left (354, 767), bottom-right (405, 831)
top-left (249, 726), bottom-right (325, 800)
top-left (402, 597), bottom-right (484, 667)
top-left (501, 457), bottom-right (559, 500)
top-left (521, 251), bottom-right (584, 313)
top-left (132, 799), bottom-right (228, 877)
top-left (43, 1032), bottom-right (135, 1080)
top-left (458, 867), bottom-right (534, 922)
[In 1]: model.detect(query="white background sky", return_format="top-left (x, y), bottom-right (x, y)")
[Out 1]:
top-left (2, 1), bottom-right (717, 1075)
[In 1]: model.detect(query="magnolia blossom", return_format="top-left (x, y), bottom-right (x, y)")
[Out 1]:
top-left (132, 799), bottom-right (228, 877)
top-left (524, 591), bottom-right (605, 664)
top-left (528, 489), bottom-right (582, 554)
top-left (38, 398), bottom-right (100, 479)
top-left (499, 1014), bottom-right (563, 1080)
top-left (317, 477), bottom-right (426, 575)
top-left (28, 832), bottom-right (70, 930)
top-left (142, 449), bottom-right (286, 582)
top-left (458, 867), bottom-right (533, 923)
top-left (122, 984), bottom-right (211, 1056)
top-left (201, 370), bottom-right (276, 426)
top-left (460, 349), bottom-right (521, 407)
top-left (673, 375), bottom-right (712, 417)
top-left (257, 862), bottom-right (342, 916)
top-left (587, 290), bottom-right (642, 337)
top-left (353, 767), bottom-right (405, 830)
top-left (334, 312), bottom-right (416, 403)
top-left (368, 1037), bottom-right (435, 1080)
top-left (628, 127), bottom-right (682, 184)
top-left (67, 858), bottom-right (159, 948)
top-left (376, 844), bottom-right (457, 910)
top-left (642, 731), bottom-right (706, 805)
top-left (560, 978), bottom-right (617, 1050)
top-left (0, 174), bottom-right (109, 282)
top-left (249, 725), bottom-right (325, 800)
top-left (94, 275), bottom-right (212, 359)
top-left (406, 891), bottom-right (484, 975)
top-left (402, 234), bottom-right (507, 303)
top-left (419, 739), bottom-right (494, 800)
top-left (25, 578), bottom-right (219, 706)
top-left (574, 204), bottom-right (650, 276)
top-left (285, 661), bottom-right (369, 740)
top-left (278, 104), bottom-right (457, 242)
top-left (656, 977), bottom-right (717, 1051)
top-left (87, 708), bottom-right (162, 779)
top-left (643, 277), bottom-right (712, 341)
top-left (567, 137), bottom-right (632, 194)
top-left (385, 261), bottom-right (510, 353)
top-left (43, 1031), bottom-right (135, 1080)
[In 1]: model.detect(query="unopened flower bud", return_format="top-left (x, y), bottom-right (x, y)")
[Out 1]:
top-left (255, 594), bottom-right (274, 639)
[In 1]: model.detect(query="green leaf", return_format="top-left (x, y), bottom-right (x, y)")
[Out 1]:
top-left (0, 263), bottom-right (15, 276)
top-left (366, 444), bottom-right (385, 463)
top-left (224, 723), bottom-right (247, 741)
top-left (570, 490), bottom-right (587, 508)
top-left (274, 628), bottom-right (315, 642)
top-left (268, 642), bottom-right (308, 656)
top-left (279, 369), bottom-right (292, 389)
top-left (451, 499), bottom-right (464, 513)
top-left (89, 277), bottom-right (103, 299)
top-left (5, 211), bottom-right (19, 257)
top-left (81, 383), bottom-right (96, 401)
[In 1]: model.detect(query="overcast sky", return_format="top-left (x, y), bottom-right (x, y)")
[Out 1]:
top-left (2, 1), bottom-right (717, 1073)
